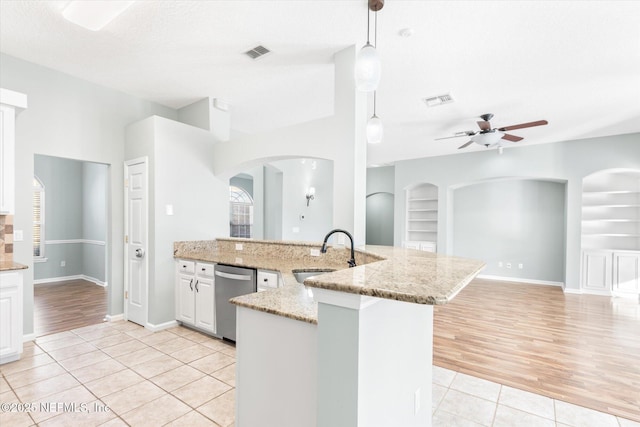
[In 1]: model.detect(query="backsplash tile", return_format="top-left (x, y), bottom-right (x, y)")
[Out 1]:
top-left (0, 214), bottom-right (14, 262)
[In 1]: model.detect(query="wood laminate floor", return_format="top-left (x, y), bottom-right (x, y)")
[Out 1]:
top-left (34, 279), bottom-right (107, 337)
top-left (433, 278), bottom-right (640, 422)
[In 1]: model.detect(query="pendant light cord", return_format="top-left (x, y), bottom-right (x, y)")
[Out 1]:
top-left (374, 9), bottom-right (378, 47)
top-left (373, 91), bottom-right (377, 115)
top-left (366, 7), bottom-right (370, 44)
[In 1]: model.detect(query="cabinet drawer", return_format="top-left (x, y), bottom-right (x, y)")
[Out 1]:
top-left (196, 262), bottom-right (215, 278)
top-left (178, 260), bottom-right (195, 274)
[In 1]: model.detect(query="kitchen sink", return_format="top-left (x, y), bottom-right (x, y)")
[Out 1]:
top-left (292, 268), bottom-right (335, 284)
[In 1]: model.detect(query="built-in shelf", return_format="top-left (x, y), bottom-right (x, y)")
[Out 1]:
top-left (405, 183), bottom-right (438, 250)
top-left (581, 170), bottom-right (640, 295)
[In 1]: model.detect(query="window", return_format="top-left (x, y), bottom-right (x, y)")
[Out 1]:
top-left (33, 176), bottom-right (45, 260)
top-left (229, 185), bottom-right (253, 238)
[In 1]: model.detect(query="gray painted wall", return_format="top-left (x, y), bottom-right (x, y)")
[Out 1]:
top-left (452, 179), bottom-right (566, 282)
top-left (263, 165), bottom-right (283, 240)
top-left (366, 166), bottom-right (395, 245)
top-left (2, 53), bottom-right (177, 334)
top-left (33, 155), bottom-right (108, 283)
top-left (394, 133), bottom-right (640, 289)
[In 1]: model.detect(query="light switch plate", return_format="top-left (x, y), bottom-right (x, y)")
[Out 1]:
top-left (235, 243), bottom-right (243, 251)
top-left (14, 230), bottom-right (23, 241)
top-left (165, 204), bottom-right (174, 215)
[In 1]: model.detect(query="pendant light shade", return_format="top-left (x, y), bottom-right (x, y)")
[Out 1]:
top-left (366, 114), bottom-right (383, 144)
top-left (355, 42), bottom-right (381, 92)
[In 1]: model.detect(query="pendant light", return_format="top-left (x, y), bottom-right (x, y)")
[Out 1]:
top-left (367, 91), bottom-right (383, 144)
top-left (365, 4), bottom-right (384, 144)
top-left (355, 1), bottom-right (384, 92)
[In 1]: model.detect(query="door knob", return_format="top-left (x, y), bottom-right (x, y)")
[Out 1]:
top-left (135, 248), bottom-right (145, 258)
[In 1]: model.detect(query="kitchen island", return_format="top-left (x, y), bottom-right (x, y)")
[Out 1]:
top-left (174, 238), bottom-right (485, 427)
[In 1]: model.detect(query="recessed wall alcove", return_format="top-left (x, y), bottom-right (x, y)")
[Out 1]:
top-left (451, 177), bottom-right (567, 284)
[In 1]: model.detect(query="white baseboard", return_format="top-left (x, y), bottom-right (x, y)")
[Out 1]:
top-left (105, 313), bottom-right (124, 322)
top-left (562, 288), bottom-right (583, 294)
top-left (34, 275), bottom-right (107, 287)
top-left (477, 274), bottom-right (564, 287)
top-left (146, 320), bottom-right (179, 332)
top-left (23, 333), bottom-right (37, 343)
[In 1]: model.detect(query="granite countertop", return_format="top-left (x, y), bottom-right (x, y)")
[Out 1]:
top-left (174, 239), bottom-right (485, 324)
top-left (0, 261), bottom-right (28, 272)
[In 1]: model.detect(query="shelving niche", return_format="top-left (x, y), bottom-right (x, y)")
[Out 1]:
top-left (404, 183), bottom-right (438, 252)
top-left (581, 170), bottom-right (640, 296)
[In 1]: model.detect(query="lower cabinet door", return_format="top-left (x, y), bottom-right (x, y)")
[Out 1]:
top-left (582, 250), bottom-right (612, 292)
top-left (613, 252), bottom-right (640, 295)
top-left (177, 274), bottom-right (195, 325)
top-left (195, 277), bottom-right (215, 333)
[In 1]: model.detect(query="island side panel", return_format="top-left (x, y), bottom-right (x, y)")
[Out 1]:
top-left (315, 290), bottom-right (433, 427)
top-left (235, 306), bottom-right (317, 427)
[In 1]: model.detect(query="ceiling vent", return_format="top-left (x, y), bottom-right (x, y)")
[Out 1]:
top-left (423, 93), bottom-right (454, 107)
top-left (244, 45), bottom-right (271, 60)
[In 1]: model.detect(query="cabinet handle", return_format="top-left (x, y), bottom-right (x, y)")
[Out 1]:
top-left (183, 265), bottom-right (187, 268)
top-left (195, 280), bottom-right (199, 293)
top-left (263, 278), bottom-right (268, 282)
top-left (202, 268), bottom-right (206, 272)
top-left (189, 279), bottom-right (193, 291)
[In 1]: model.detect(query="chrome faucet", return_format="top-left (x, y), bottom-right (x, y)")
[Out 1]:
top-left (320, 229), bottom-right (356, 268)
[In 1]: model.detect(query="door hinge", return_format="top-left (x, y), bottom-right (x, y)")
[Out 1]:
top-left (125, 235), bottom-right (128, 243)
top-left (124, 178), bottom-right (129, 188)
top-left (125, 291), bottom-right (128, 299)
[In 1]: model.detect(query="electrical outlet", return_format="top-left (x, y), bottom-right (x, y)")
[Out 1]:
top-left (292, 227), bottom-right (300, 233)
top-left (518, 263), bottom-right (523, 269)
top-left (14, 230), bottom-right (24, 241)
top-left (498, 261), bottom-right (503, 268)
top-left (60, 261), bottom-right (66, 267)
top-left (337, 235), bottom-right (346, 245)
top-left (506, 262), bottom-right (511, 269)
top-left (310, 248), bottom-right (320, 257)
top-left (235, 243), bottom-right (243, 251)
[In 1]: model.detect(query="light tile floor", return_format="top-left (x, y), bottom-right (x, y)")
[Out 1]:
top-left (0, 321), bottom-right (637, 427)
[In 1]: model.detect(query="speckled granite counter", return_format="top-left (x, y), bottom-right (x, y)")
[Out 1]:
top-left (0, 261), bottom-right (28, 271)
top-left (174, 238), bottom-right (485, 324)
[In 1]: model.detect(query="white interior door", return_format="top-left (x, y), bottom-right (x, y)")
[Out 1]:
top-left (125, 158), bottom-right (148, 326)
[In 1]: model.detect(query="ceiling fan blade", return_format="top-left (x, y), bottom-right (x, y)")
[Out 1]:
top-left (477, 120), bottom-right (491, 131)
top-left (435, 131), bottom-right (476, 141)
top-left (498, 120), bottom-right (548, 132)
top-left (458, 140), bottom-right (474, 149)
top-left (501, 133), bottom-right (524, 142)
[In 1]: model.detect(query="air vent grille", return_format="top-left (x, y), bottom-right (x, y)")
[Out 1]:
top-left (423, 93), bottom-right (454, 107)
top-left (244, 45), bottom-right (271, 60)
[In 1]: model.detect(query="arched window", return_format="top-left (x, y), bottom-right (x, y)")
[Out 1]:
top-left (33, 176), bottom-right (45, 260)
top-left (230, 185), bottom-right (253, 238)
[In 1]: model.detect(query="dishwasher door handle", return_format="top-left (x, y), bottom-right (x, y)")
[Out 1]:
top-left (215, 271), bottom-right (252, 281)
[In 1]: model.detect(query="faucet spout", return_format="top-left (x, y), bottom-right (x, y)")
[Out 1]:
top-left (320, 229), bottom-right (356, 268)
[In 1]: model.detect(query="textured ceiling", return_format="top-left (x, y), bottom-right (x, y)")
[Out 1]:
top-left (1, 1), bottom-right (639, 165)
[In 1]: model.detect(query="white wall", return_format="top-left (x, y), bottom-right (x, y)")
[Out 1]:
top-left (125, 116), bottom-right (229, 325)
top-left (2, 53), bottom-right (177, 335)
top-left (394, 133), bottom-right (640, 290)
top-left (210, 46), bottom-right (368, 245)
top-left (270, 158), bottom-right (334, 242)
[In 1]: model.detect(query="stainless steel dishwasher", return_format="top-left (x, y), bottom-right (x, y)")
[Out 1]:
top-left (214, 264), bottom-right (256, 342)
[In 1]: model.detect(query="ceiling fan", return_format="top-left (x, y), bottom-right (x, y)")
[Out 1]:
top-left (436, 113), bottom-right (548, 150)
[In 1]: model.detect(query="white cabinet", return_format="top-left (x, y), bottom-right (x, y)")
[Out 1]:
top-left (405, 183), bottom-right (438, 252)
top-left (581, 250), bottom-right (612, 293)
top-left (581, 249), bottom-right (640, 296)
top-left (176, 260), bottom-right (215, 333)
top-left (613, 251), bottom-right (640, 295)
top-left (0, 89), bottom-right (28, 215)
top-left (0, 270), bottom-right (23, 364)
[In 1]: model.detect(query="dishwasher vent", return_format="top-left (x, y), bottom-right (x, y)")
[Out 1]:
top-left (244, 45), bottom-right (271, 60)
